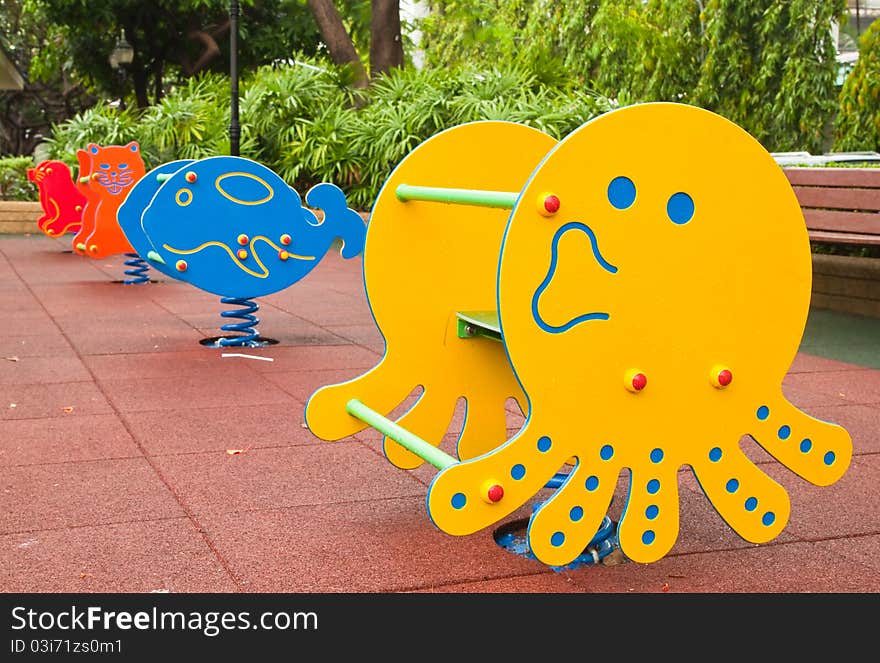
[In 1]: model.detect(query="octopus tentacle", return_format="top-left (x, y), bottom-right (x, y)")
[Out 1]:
top-left (383, 383), bottom-right (458, 469)
top-left (527, 457), bottom-right (617, 566)
top-left (692, 440), bottom-right (790, 544)
top-left (427, 419), bottom-right (570, 535)
top-left (616, 466), bottom-right (682, 563)
top-left (304, 352), bottom-right (417, 441)
top-left (746, 396), bottom-right (852, 486)
top-left (455, 393), bottom-right (515, 461)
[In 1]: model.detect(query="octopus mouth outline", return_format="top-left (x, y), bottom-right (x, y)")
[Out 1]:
top-left (531, 221), bottom-right (618, 334)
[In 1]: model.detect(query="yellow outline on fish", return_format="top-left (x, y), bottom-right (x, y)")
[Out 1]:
top-left (163, 235), bottom-right (315, 279)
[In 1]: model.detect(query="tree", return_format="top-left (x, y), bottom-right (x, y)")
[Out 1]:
top-left (418, 0), bottom-right (602, 87)
top-left (307, 0), bottom-right (405, 82)
top-left (417, 0), bottom-right (848, 151)
top-left (307, 0), bottom-right (369, 86)
top-left (834, 17), bottom-right (880, 152)
top-left (590, 0), bottom-right (703, 103)
top-left (370, 0), bottom-right (403, 77)
top-left (694, 0), bottom-right (846, 152)
top-left (0, 0), bottom-right (96, 156)
top-left (26, 0), bottom-right (334, 108)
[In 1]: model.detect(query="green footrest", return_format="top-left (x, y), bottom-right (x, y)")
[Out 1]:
top-left (456, 310), bottom-right (501, 342)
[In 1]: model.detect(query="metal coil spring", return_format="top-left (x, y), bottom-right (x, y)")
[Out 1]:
top-left (494, 513), bottom-right (618, 570)
top-left (123, 252), bottom-right (150, 284)
top-left (218, 296), bottom-right (261, 347)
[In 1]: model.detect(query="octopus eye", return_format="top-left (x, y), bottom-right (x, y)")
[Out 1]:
top-left (667, 192), bottom-right (694, 225)
top-left (607, 176), bottom-right (636, 210)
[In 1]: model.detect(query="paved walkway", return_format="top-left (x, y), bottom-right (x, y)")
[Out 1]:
top-left (1, 234), bottom-right (878, 593)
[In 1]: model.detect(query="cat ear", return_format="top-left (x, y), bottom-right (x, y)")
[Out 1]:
top-left (126, 141), bottom-right (140, 153)
top-left (88, 143), bottom-right (99, 154)
top-left (76, 150), bottom-right (92, 173)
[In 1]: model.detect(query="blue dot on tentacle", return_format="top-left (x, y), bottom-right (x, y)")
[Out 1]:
top-left (778, 425), bottom-right (791, 440)
top-left (647, 479), bottom-right (660, 494)
top-left (745, 497), bottom-right (758, 511)
top-left (726, 478), bottom-right (739, 493)
top-left (608, 176), bottom-right (636, 210)
top-left (800, 439), bottom-right (813, 453)
top-left (757, 405), bottom-right (770, 420)
top-left (537, 436), bottom-right (552, 452)
top-left (570, 506), bottom-right (584, 522)
top-left (642, 530), bottom-right (656, 545)
top-left (645, 505), bottom-right (659, 520)
top-left (824, 451), bottom-right (836, 466)
top-left (511, 464), bottom-right (526, 480)
top-left (451, 493), bottom-right (466, 509)
top-left (762, 512), bottom-right (776, 526)
top-left (650, 448), bottom-right (664, 463)
top-left (667, 192), bottom-right (694, 224)
top-left (600, 445), bottom-right (614, 461)
top-left (585, 476), bottom-right (599, 491)
top-left (709, 447), bottom-right (723, 462)
top-left (550, 531), bottom-right (565, 547)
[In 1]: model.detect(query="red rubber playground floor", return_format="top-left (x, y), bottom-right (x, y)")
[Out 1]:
top-left (1, 233), bottom-right (879, 594)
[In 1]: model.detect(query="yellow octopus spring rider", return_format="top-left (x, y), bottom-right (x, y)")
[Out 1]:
top-left (305, 102), bottom-right (853, 567)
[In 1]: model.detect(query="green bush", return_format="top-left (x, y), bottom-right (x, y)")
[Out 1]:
top-left (45, 59), bottom-right (616, 210)
top-left (46, 73), bottom-right (234, 170)
top-left (46, 104), bottom-right (144, 168)
top-left (834, 19), bottom-right (880, 152)
top-left (343, 64), bottom-right (615, 208)
top-left (0, 156), bottom-right (38, 201)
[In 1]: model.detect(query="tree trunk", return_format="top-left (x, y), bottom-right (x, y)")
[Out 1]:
top-left (306, 0), bottom-right (369, 88)
top-left (130, 66), bottom-right (150, 109)
top-left (370, 0), bottom-right (404, 79)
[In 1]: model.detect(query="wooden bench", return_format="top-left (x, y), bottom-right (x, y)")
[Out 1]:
top-left (783, 167), bottom-right (880, 317)
top-left (783, 167), bottom-right (880, 246)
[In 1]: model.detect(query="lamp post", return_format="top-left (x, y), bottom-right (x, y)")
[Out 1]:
top-left (108, 30), bottom-right (134, 110)
top-left (229, 1), bottom-right (240, 156)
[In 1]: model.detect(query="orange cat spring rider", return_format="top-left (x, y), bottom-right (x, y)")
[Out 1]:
top-left (26, 160), bottom-right (86, 238)
top-left (72, 142), bottom-right (146, 258)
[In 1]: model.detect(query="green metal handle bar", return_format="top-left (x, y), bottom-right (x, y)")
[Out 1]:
top-left (396, 184), bottom-right (518, 209)
top-left (345, 398), bottom-right (457, 470)
top-left (156, 173), bottom-right (172, 183)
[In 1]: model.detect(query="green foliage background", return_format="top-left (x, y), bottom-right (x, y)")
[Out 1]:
top-left (0, 156), bottom-right (35, 201)
top-left (419, 0), bottom-right (848, 153)
top-left (10, 59), bottom-right (615, 208)
top-left (834, 18), bottom-right (880, 152)
top-left (4, 0), bottom-right (876, 210)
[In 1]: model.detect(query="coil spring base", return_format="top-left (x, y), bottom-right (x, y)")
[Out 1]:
top-left (200, 296), bottom-right (278, 348)
top-left (492, 470), bottom-right (620, 570)
top-left (122, 253), bottom-right (151, 284)
top-left (494, 513), bottom-right (619, 571)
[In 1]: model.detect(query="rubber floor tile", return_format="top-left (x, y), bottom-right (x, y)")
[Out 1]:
top-left (0, 413), bottom-right (142, 466)
top-left (197, 497), bottom-right (544, 593)
top-left (149, 442), bottom-right (426, 517)
top-left (0, 381), bottom-right (112, 420)
top-left (122, 402), bottom-right (314, 456)
top-left (0, 457), bottom-right (184, 534)
top-left (0, 518), bottom-right (237, 592)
